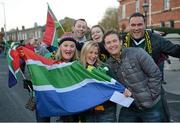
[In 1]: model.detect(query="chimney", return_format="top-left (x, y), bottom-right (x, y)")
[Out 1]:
top-left (22, 26), bottom-right (25, 30)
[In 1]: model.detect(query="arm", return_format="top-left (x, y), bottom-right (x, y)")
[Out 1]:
top-left (154, 33), bottom-right (180, 58)
top-left (137, 48), bottom-right (162, 99)
top-left (98, 63), bottom-right (126, 93)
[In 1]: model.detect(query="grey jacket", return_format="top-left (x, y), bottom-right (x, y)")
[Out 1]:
top-left (106, 47), bottom-right (162, 109)
top-left (35, 45), bottom-right (49, 56)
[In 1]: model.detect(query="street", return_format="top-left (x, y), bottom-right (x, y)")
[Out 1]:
top-left (0, 53), bottom-right (36, 122)
top-left (0, 53), bottom-right (180, 122)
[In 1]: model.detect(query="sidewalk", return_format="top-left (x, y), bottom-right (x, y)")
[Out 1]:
top-left (163, 70), bottom-right (180, 122)
top-left (163, 70), bottom-right (180, 95)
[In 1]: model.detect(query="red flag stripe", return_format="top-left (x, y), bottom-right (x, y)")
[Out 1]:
top-left (10, 49), bottom-right (20, 72)
top-left (43, 10), bottom-right (56, 46)
top-left (17, 46), bottom-right (58, 65)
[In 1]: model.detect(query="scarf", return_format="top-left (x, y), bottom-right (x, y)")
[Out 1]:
top-left (124, 31), bottom-right (152, 55)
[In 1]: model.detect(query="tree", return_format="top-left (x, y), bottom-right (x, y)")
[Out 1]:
top-left (98, 7), bottom-right (119, 31)
top-left (57, 17), bottom-right (75, 37)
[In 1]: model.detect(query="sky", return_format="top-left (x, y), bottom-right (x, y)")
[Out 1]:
top-left (0, 0), bottom-right (119, 31)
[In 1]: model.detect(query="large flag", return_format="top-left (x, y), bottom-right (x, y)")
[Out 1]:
top-left (6, 47), bottom-right (20, 87)
top-left (42, 3), bottom-right (65, 47)
top-left (19, 47), bottom-right (127, 117)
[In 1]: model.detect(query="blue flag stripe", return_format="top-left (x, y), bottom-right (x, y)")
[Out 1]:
top-left (36, 82), bottom-right (124, 117)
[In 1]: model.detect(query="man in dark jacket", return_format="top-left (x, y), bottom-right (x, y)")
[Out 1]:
top-left (123, 12), bottom-right (180, 121)
top-left (103, 30), bottom-right (165, 122)
top-left (123, 12), bottom-right (180, 65)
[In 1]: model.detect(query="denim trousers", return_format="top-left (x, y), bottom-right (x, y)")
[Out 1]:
top-left (118, 99), bottom-right (165, 122)
top-left (36, 110), bottom-right (50, 122)
top-left (81, 102), bottom-right (117, 122)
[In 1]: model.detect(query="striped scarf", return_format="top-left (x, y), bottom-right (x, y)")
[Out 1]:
top-left (124, 31), bottom-right (152, 55)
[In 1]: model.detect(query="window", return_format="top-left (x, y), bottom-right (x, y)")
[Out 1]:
top-left (165, 21), bottom-right (171, 27)
top-left (170, 20), bottom-right (174, 28)
top-left (136, 0), bottom-right (140, 12)
top-left (164, 0), bottom-right (170, 10)
top-left (160, 21), bottom-right (165, 27)
top-left (122, 5), bottom-right (126, 19)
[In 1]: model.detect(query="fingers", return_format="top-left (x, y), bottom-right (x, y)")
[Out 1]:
top-left (123, 88), bottom-right (132, 97)
top-left (19, 49), bottom-right (24, 57)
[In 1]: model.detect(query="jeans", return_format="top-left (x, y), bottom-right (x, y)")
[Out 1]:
top-left (82, 102), bottom-right (117, 122)
top-left (61, 114), bottom-right (80, 122)
top-left (36, 110), bottom-right (50, 122)
top-left (118, 99), bottom-right (165, 122)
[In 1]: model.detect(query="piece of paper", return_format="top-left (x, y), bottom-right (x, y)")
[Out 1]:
top-left (110, 91), bottom-right (134, 107)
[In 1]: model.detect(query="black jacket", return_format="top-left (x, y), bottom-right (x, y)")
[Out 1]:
top-left (123, 31), bottom-right (180, 64)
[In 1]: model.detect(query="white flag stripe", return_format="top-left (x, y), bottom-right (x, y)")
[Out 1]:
top-left (33, 78), bottom-right (116, 92)
top-left (26, 59), bottom-right (74, 70)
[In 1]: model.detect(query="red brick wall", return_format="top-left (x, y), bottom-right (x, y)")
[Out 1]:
top-left (175, 22), bottom-right (180, 28)
top-left (171, 0), bottom-right (180, 8)
top-left (118, 0), bottom-right (180, 29)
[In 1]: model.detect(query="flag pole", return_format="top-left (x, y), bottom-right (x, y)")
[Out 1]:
top-left (47, 3), bottom-right (65, 33)
top-left (19, 69), bottom-right (33, 92)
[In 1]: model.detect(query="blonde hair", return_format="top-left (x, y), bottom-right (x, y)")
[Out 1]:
top-left (80, 41), bottom-right (101, 67)
top-left (55, 43), bottom-right (79, 62)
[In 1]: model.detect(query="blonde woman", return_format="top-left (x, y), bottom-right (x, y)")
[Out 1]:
top-left (80, 41), bottom-right (131, 122)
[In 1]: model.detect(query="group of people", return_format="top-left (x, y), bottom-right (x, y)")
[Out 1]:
top-left (19, 12), bottom-right (180, 122)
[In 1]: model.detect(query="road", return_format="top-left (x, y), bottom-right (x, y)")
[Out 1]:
top-left (0, 53), bottom-right (36, 122)
top-left (0, 53), bottom-right (180, 122)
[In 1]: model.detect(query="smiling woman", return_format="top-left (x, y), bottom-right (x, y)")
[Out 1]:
top-left (1, 0), bottom-right (118, 31)
top-left (56, 32), bottom-right (79, 63)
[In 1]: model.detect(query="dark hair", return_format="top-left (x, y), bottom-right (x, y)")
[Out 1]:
top-left (91, 25), bottom-right (105, 34)
top-left (73, 18), bottom-right (87, 27)
top-left (129, 12), bottom-right (145, 22)
top-left (90, 25), bottom-right (105, 39)
top-left (102, 29), bottom-right (120, 44)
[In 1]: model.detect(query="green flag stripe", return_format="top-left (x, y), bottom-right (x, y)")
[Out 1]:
top-left (33, 78), bottom-right (116, 92)
top-left (52, 30), bottom-right (58, 47)
top-left (27, 60), bottom-right (112, 87)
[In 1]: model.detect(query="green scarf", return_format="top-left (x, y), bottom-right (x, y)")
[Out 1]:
top-left (124, 31), bottom-right (152, 55)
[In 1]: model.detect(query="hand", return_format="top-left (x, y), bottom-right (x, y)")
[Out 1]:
top-left (123, 88), bottom-right (132, 97)
top-left (23, 79), bottom-right (33, 92)
top-left (19, 49), bottom-right (24, 57)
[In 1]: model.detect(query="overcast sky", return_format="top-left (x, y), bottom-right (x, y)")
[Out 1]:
top-left (0, 0), bottom-right (119, 31)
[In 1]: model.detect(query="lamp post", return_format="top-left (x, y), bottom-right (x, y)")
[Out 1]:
top-left (142, 0), bottom-right (149, 28)
top-left (0, 2), bottom-right (7, 40)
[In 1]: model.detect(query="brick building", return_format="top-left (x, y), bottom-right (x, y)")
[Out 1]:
top-left (6, 23), bottom-right (44, 42)
top-left (117, 0), bottom-right (180, 31)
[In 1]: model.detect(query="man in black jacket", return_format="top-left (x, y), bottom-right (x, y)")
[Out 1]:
top-left (123, 12), bottom-right (180, 121)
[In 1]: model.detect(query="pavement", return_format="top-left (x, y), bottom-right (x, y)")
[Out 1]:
top-left (163, 70), bottom-right (180, 122)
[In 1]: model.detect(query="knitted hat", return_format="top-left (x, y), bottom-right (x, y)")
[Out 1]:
top-left (58, 32), bottom-right (77, 46)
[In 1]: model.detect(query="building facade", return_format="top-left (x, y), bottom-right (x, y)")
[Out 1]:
top-left (117, 0), bottom-right (180, 31)
top-left (6, 23), bottom-right (44, 42)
